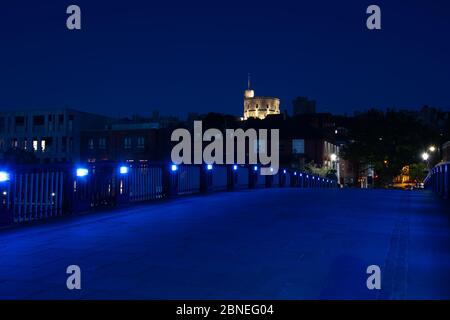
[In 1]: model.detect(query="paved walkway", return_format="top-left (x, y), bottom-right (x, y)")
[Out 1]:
top-left (0, 188), bottom-right (449, 299)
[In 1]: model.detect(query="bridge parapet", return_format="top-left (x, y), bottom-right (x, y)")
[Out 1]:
top-left (0, 163), bottom-right (338, 227)
top-left (424, 162), bottom-right (450, 199)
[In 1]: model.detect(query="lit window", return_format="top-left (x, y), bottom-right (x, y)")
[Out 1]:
top-left (41, 140), bottom-right (46, 152)
top-left (137, 137), bottom-right (145, 149)
top-left (99, 138), bottom-right (106, 149)
top-left (33, 140), bottom-right (38, 151)
top-left (88, 138), bottom-right (94, 150)
top-left (124, 137), bottom-right (132, 149)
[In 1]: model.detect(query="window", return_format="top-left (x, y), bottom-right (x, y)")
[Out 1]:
top-left (41, 140), bottom-right (46, 152)
top-left (15, 116), bottom-right (25, 126)
top-left (33, 115), bottom-right (45, 126)
top-left (68, 115), bottom-right (74, 131)
top-left (292, 139), bottom-right (305, 154)
top-left (124, 137), bottom-right (132, 149)
top-left (48, 115), bottom-right (53, 131)
top-left (137, 136), bottom-right (145, 149)
top-left (88, 138), bottom-right (94, 150)
top-left (33, 140), bottom-right (38, 151)
top-left (99, 138), bottom-right (106, 149)
top-left (61, 137), bottom-right (67, 152)
top-left (0, 117), bottom-right (5, 133)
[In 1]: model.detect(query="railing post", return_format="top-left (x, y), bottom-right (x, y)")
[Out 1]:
top-left (289, 173), bottom-right (295, 187)
top-left (163, 164), bottom-right (178, 198)
top-left (72, 166), bottom-right (90, 214)
top-left (265, 172), bottom-right (273, 188)
top-left (445, 163), bottom-right (450, 199)
top-left (249, 166), bottom-right (257, 189)
top-left (227, 165), bottom-right (237, 191)
top-left (279, 170), bottom-right (286, 187)
top-left (0, 173), bottom-right (14, 227)
top-left (115, 165), bottom-right (130, 206)
top-left (200, 165), bottom-right (213, 193)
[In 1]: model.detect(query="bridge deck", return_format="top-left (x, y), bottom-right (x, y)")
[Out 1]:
top-left (0, 188), bottom-right (449, 299)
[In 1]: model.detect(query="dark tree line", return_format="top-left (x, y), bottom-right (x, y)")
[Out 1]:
top-left (340, 107), bottom-right (448, 186)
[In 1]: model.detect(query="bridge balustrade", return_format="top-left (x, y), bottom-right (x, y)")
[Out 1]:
top-left (0, 163), bottom-right (338, 227)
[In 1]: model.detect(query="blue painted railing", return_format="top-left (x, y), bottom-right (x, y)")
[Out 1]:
top-left (424, 161), bottom-right (450, 200)
top-left (0, 163), bottom-right (337, 227)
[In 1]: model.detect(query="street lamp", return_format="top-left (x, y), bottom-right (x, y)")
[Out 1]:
top-left (330, 153), bottom-right (337, 162)
top-left (421, 152), bottom-right (429, 161)
top-left (429, 146), bottom-right (436, 152)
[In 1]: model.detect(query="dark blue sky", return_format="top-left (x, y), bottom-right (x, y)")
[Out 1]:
top-left (1, 0), bottom-right (449, 118)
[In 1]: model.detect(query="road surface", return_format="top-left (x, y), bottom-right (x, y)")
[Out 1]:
top-left (0, 188), bottom-right (449, 299)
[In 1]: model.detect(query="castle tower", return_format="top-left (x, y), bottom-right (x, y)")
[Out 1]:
top-left (243, 74), bottom-right (280, 120)
top-left (244, 73), bottom-right (255, 99)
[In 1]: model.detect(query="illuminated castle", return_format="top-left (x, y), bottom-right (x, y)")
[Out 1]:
top-left (243, 75), bottom-right (280, 120)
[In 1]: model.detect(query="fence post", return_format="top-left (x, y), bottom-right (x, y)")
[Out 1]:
top-left (200, 165), bottom-right (213, 193)
top-left (162, 164), bottom-right (178, 198)
top-left (116, 165), bottom-right (130, 206)
top-left (227, 165), bottom-right (237, 191)
top-left (249, 166), bottom-right (257, 189)
top-left (71, 166), bottom-right (90, 214)
top-left (289, 173), bottom-right (296, 187)
top-left (265, 173), bottom-right (273, 188)
top-left (445, 163), bottom-right (450, 199)
top-left (0, 173), bottom-right (14, 227)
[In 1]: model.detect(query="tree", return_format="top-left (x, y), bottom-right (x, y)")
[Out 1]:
top-left (341, 108), bottom-right (439, 187)
top-left (409, 163), bottom-right (427, 182)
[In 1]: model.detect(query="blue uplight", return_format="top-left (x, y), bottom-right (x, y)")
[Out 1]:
top-left (76, 168), bottom-right (89, 177)
top-left (171, 164), bottom-right (178, 172)
top-left (253, 165), bottom-right (258, 171)
top-left (207, 164), bottom-right (213, 170)
top-left (294, 172), bottom-right (297, 176)
top-left (283, 169), bottom-right (286, 174)
top-left (0, 171), bottom-right (10, 182)
top-left (119, 166), bottom-right (129, 174)
top-left (233, 165), bottom-right (238, 171)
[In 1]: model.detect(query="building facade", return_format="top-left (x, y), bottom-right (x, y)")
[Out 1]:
top-left (80, 122), bottom-right (171, 163)
top-left (0, 108), bottom-right (111, 163)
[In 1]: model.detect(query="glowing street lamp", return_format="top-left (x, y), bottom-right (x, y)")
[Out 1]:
top-left (330, 153), bottom-right (337, 162)
top-left (429, 146), bottom-right (436, 152)
top-left (421, 152), bottom-right (429, 161)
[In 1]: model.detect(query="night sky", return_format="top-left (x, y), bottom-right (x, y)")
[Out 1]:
top-left (1, 0), bottom-right (449, 118)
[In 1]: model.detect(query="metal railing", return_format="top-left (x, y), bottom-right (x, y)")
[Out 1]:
top-left (424, 162), bottom-right (450, 199)
top-left (0, 163), bottom-right (338, 227)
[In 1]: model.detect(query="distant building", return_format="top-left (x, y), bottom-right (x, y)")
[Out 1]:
top-left (81, 121), bottom-right (171, 163)
top-left (443, 141), bottom-right (450, 162)
top-left (243, 76), bottom-right (280, 120)
top-left (0, 108), bottom-right (111, 163)
top-left (292, 97), bottom-right (316, 115)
